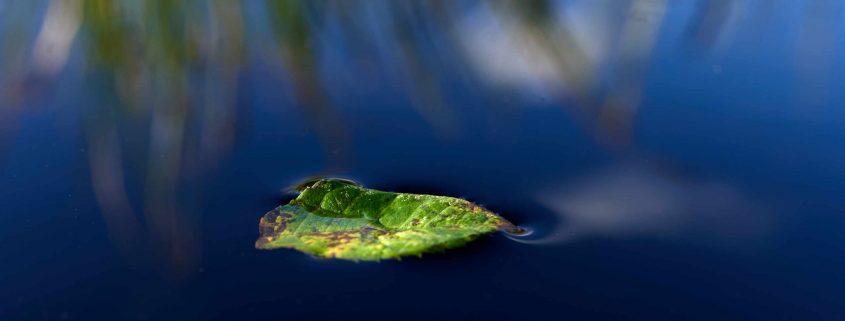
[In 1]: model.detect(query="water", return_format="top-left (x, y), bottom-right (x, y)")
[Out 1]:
top-left (2, 1), bottom-right (845, 320)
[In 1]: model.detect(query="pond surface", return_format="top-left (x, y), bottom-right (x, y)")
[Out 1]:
top-left (2, 1), bottom-right (845, 320)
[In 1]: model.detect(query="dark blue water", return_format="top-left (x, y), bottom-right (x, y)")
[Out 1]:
top-left (2, 1), bottom-right (845, 320)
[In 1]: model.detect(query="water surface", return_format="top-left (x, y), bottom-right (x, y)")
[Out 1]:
top-left (1, 1), bottom-right (844, 320)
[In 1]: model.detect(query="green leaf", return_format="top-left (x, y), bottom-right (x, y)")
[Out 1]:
top-left (255, 179), bottom-right (518, 261)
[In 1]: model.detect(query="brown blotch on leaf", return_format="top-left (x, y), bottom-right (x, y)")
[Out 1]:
top-left (258, 210), bottom-right (294, 241)
top-left (307, 225), bottom-right (390, 247)
top-left (456, 201), bottom-right (484, 213)
top-left (307, 230), bottom-right (360, 247)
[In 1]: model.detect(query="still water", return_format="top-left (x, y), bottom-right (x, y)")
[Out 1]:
top-left (2, 1), bottom-right (845, 320)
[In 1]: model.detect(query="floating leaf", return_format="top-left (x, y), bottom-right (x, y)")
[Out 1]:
top-left (255, 179), bottom-right (518, 261)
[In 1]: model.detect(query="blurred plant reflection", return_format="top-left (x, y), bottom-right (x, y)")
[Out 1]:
top-left (0, 0), bottom-right (839, 277)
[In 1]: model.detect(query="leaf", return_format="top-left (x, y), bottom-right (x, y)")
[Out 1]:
top-left (255, 179), bottom-right (518, 261)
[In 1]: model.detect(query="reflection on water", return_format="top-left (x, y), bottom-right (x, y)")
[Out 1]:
top-left (520, 160), bottom-right (773, 247)
top-left (0, 0), bottom-right (836, 272)
top-left (2, 1), bottom-right (845, 319)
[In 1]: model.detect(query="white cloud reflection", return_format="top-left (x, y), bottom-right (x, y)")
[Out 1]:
top-left (518, 161), bottom-right (774, 248)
